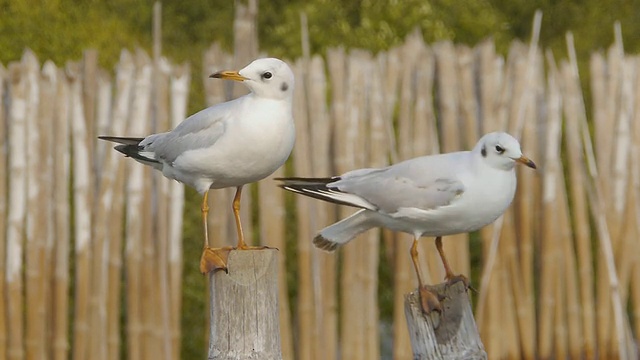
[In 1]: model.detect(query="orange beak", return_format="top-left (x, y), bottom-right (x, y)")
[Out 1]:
top-left (209, 70), bottom-right (248, 81)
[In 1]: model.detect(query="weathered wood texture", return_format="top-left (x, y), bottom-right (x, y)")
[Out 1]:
top-left (405, 282), bottom-right (487, 360)
top-left (208, 250), bottom-right (282, 360)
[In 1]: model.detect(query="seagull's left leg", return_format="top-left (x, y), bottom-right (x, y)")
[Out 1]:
top-left (410, 238), bottom-right (442, 314)
top-left (435, 236), bottom-right (474, 291)
top-left (199, 190), bottom-right (232, 274)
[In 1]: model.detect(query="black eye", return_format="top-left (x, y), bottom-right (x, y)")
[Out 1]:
top-left (495, 145), bottom-right (505, 154)
top-left (262, 71), bottom-right (273, 80)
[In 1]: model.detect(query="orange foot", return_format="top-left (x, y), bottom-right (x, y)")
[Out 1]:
top-left (418, 285), bottom-right (444, 315)
top-left (200, 247), bottom-right (233, 274)
top-left (199, 245), bottom-right (279, 275)
top-left (445, 273), bottom-right (477, 293)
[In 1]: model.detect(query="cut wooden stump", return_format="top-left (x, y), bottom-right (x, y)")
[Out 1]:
top-left (404, 282), bottom-right (487, 360)
top-left (208, 249), bottom-right (282, 360)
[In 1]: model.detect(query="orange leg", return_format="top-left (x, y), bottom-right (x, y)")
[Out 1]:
top-left (410, 238), bottom-right (442, 314)
top-left (232, 186), bottom-right (247, 249)
top-left (199, 190), bottom-right (232, 274)
top-left (435, 236), bottom-right (472, 290)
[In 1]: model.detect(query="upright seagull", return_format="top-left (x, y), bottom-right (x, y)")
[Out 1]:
top-left (277, 132), bottom-right (536, 314)
top-left (100, 57), bottom-right (295, 274)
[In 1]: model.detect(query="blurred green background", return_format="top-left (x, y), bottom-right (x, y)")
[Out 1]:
top-left (2, 0), bottom-right (640, 357)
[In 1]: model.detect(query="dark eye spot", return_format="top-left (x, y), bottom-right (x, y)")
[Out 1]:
top-left (481, 145), bottom-right (487, 157)
top-left (495, 145), bottom-right (505, 154)
top-left (262, 71), bottom-right (273, 80)
top-left (280, 82), bottom-right (288, 91)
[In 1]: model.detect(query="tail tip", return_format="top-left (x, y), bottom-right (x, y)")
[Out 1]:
top-left (313, 234), bottom-right (339, 252)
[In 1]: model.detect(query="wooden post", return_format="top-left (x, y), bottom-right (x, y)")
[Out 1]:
top-left (404, 282), bottom-right (487, 360)
top-left (208, 250), bottom-right (282, 360)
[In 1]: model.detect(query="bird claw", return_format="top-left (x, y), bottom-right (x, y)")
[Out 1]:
top-left (418, 285), bottom-right (444, 315)
top-left (200, 247), bottom-right (232, 274)
top-left (445, 273), bottom-right (477, 293)
top-left (199, 245), bottom-right (278, 274)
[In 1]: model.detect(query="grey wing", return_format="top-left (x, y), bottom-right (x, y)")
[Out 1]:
top-left (333, 162), bottom-right (465, 214)
top-left (141, 105), bottom-right (229, 164)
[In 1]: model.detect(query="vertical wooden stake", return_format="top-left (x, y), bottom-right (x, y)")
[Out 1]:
top-left (208, 249), bottom-right (282, 360)
top-left (404, 282), bottom-right (487, 360)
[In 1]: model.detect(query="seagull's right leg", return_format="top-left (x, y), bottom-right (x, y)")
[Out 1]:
top-left (199, 190), bottom-right (232, 274)
top-left (410, 238), bottom-right (442, 314)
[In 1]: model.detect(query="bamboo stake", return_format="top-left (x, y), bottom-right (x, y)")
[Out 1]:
top-left (23, 49), bottom-right (45, 360)
top-left (6, 61), bottom-right (27, 360)
top-left (89, 70), bottom-right (113, 360)
top-left (68, 61), bottom-right (94, 360)
top-left (0, 64), bottom-right (7, 360)
top-left (630, 55), bottom-right (640, 348)
top-left (456, 45), bottom-right (480, 149)
top-left (83, 49), bottom-right (98, 176)
top-left (39, 61), bottom-right (58, 358)
top-left (106, 50), bottom-right (135, 360)
top-left (291, 59), bottom-right (316, 360)
top-left (168, 63), bottom-right (190, 360)
top-left (125, 50), bottom-right (153, 360)
top-left (306, 54), bottom-right (336, 360)
top-left (339, 50), bottom-right (371, 360)
top-left (52, 68), bottom-right (71, 360)
top-left (537, 49), bottom-right (563, 359)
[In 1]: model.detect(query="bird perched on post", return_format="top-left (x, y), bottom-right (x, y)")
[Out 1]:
top-left (100, 57), bottom-right (295, 274)
top-left (277, 132), bottom-right (536, 314)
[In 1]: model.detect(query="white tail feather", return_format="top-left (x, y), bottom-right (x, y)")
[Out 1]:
top-left (312, 209), bottom-right (376, 251)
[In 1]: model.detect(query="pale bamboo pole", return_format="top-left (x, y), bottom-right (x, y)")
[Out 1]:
top-left (306, 54), bottom-right (335, 360)
top-left (630, 55), bottom-right (640, 347)
top-left (0, 63), bottom-right (7, 360)
top-left (52, 67), bottom-right (71, 360)
top-left (433, 41), bottom-right (469, 282)
top-left (6, 62), bottom-right (27, 360)
top-left (512, 50), bottom-right (542, 360)
top-left (326, 47), bottom-right (350, 360)
top-left (567, 33), bottom-right (636, 360)
top-left (168, 63), bottom-right (189, 360)
top-left (492, 211), bottom-right (519, 359)
top-left (68, 61), bottom-right (94, 360)
top-left (290, 59), bottom-right (317, 360)
top-left (339, 50), bottom-right (371, 360)
top-left (361, 56), bottom-right (384, 360)
top-left (392, 35), bottom-right (424, 360)
top-left (83, 49), bottom-right (98, 171)
top-left (39, 61), bottom-right (58, 357)
top-left (152, 56), bottom-right (172, 360)
top-left (610, 56), bottom-right (636, 305)
top-left (125, 50), bottom-right (153, 360)
top-left (456, 45), bottom-right (480, 149)
top-left (563, 46), bottom-right (596, 360)
top-left (537, 49), bottom-right (563, 360)
top-left (89, 70), bottom-right (113, 360)
top-left (106, 50), bottom-right (135, 360)
top-left (549, 60), bottom-right (585, 358)
top-left (22, 49), bottom-right (45, 360)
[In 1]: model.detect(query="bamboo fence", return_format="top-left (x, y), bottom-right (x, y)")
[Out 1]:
top-left (2, 21), bottom-right (640, 360)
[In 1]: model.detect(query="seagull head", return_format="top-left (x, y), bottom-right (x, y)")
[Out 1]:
top-left (474, 132), bottom-right (536, 171)
top-left (210, 58), bottom-right (295, 101)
